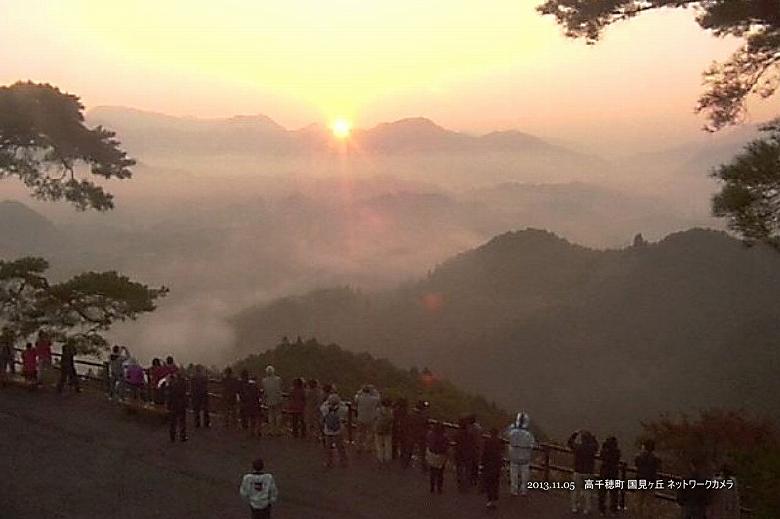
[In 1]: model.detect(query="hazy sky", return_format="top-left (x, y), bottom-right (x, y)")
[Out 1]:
top-left (2, 0), bottom-right (778, 153)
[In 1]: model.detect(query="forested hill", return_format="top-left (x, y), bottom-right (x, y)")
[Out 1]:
top-left (232, 338), bottom-right (514, 431)
top-left (232, 228), bottom-right (780, 440)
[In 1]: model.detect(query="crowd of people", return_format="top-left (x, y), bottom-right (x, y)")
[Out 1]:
top-left (0, 332), bottom-right (82, 393)
top-left (1, 339), bottom-right (744, 519)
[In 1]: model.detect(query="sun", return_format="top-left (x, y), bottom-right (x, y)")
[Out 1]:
top-left (330, 118), bottom-right (352, 140)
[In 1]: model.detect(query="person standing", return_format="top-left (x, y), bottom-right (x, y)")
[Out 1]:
top-left (304, 379), bottom-right (324, 441)
top-left (240, 458), bottom-right (278, 519)
top-left (506, 411), bottom-right (535, 497)
top-left (125, 358), bottom-right (146, 401)
top-left (167, 371), bottom-right (188, 443)
top-left (160, 355), bottom-right (178, 378)
top-left (288, 378), bottom-right (306, 438)
top-left (598, 436), bottom-right (621, 516)
top-left (392, 398), bottom-right (410, 462)
top-left (374, 398), bottom-right (394, 466)
top-left (108, 345), bottom-right (128, 401)
top-left (398, 400), bottom-right (416, 468)
top-left (191, 365), bottom-right (211, 428)
top-left (56, 340), bottom-right (81, 394)
top-left (147, 358), bottom-right (166, 405)
top-left (21, 342), bottom-right (37, 384)
top-left (241, 374), bottom-right (262, 437)
top-left (262, 366), bottom-right (283, 436)
top-left (354, 384), bottom-right (381, 455)
top-left (221, 367), bottom-right (240, 429)
top-left (634, 440), bottom-right (661, 519)
top-left (320, 393), bottom-right (348, 468)
top-left (410, 401), bottom-right (431, 471)
top-left (678, 460), bottom-right (711, 519)
top-left (0, 332), bottom-right (13, 386)
top-left (426, 422), bottom-right (449, 494)
top-left (455, 416), bottom-right (477, 492)
top-left (568, 429), bottom-right (599, 514)
top-left (482, 428), bottom-right (503, 510)
top-left (239, 370), bottom-right (251, 430)
top-left (34, 332), bottom-right (52, 385)
top-left (467, 415), bottom-right (484, 489)
top-left (709, 465), bottom-right (740, 519)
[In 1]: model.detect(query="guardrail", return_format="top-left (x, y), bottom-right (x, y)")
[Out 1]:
top-left (8, 347), bottom-right (751, 514)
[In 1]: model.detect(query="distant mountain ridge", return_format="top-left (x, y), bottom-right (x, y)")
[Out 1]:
top-left (86, 106), bottom-right (595, 160)
top-left (0, 200), bottom-right (59, 256)
top-left (231, 228), bottom-right (780, 440)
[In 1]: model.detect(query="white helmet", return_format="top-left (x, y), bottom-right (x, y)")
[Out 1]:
top-left (514, 411), bottom-right (530, 429)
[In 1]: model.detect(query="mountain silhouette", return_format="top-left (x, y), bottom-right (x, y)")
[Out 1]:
top-left (0, 200), bottom-right (59, 256)
top-left (86, 106), bottom-right (597, 160)
top-left (232, 228), bottom-right (780, 440)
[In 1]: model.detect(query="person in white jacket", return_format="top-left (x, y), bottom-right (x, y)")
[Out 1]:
top-left (262, 365), bottom-right (283, 436)
top-left (353, 384), bottom-right (381, 454)
top-left (505, 411), bottom-right (535, 496)
top-left (240, 458), bottom-right (278, 519)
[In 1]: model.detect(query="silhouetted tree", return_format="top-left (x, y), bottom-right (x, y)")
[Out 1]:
top-left (0, 256), bottom-right (167, 354)
top-left (0, 81), bottom-right (135, 210)
top-left (712, 119), bottom-right (780, 246)
top-left (641, 409), bottom-right (779, 518)
top-left (538, 1), bottom-right (780, 247)
top-left (633, 233), bottom-right (648, 247)
top-left (537, 0), bottom-right (780, 131)
top-left (0, 81), bottom-right (165, 351)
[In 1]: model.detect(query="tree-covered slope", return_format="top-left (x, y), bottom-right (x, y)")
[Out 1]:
top-left (232, 338), bottom-right (516, 431)
top-left (232, 228), bottom-right (780, 439)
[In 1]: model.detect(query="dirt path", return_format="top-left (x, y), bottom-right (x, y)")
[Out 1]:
top-left (1, 385), bottom-right (581, 519)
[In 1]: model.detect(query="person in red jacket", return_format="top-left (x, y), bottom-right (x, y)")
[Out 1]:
top-left (21, 342), bottom-right (37, 383)
top-left (34, 332), bottom-right (53, 385)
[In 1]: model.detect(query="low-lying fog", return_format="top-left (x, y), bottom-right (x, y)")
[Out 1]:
top-left (0, 107), bottom-right (758, 366)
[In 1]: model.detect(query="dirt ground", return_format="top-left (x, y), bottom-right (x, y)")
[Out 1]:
top-left (1, 384), bottom-right (627, 519)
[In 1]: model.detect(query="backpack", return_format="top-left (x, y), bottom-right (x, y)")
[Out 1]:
top-left (323, 405), bottom-right (342, 434)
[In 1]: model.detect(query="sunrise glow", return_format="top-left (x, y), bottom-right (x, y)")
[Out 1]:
top-left (331, 118), bottom-right (352, 140)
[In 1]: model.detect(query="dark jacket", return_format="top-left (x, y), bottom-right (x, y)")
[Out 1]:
top-left (454, 426), bottom-right (477, 463)
top-left (167, 377), bottom-right (189, 412)
top-left (191, 373), bottom-right (209, 402)
top-left (427, 430), bottom-right (449, 455)
top-left (221, 374), bottom-right (240, 405)
top-left (410, 408), bottom-right (430, 442)
top-left (635, 451), bottom-right (661, 481)
top-left (568, 431), bottom-right (599, 474)
top-left (599, 439), bottom-right (621, 478)
top-left (393, 405), bottom-right (409, 437)
top-left (60, 343), bottom-right (76, 368)
top-left (481, 436), bottom-right (504, 479)
top-left (677, 471), bottom-right (711, 511)
top-left (288, 386), bottom-right (306, 413)
top-left (240, 381), bottom-right (261, 415)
